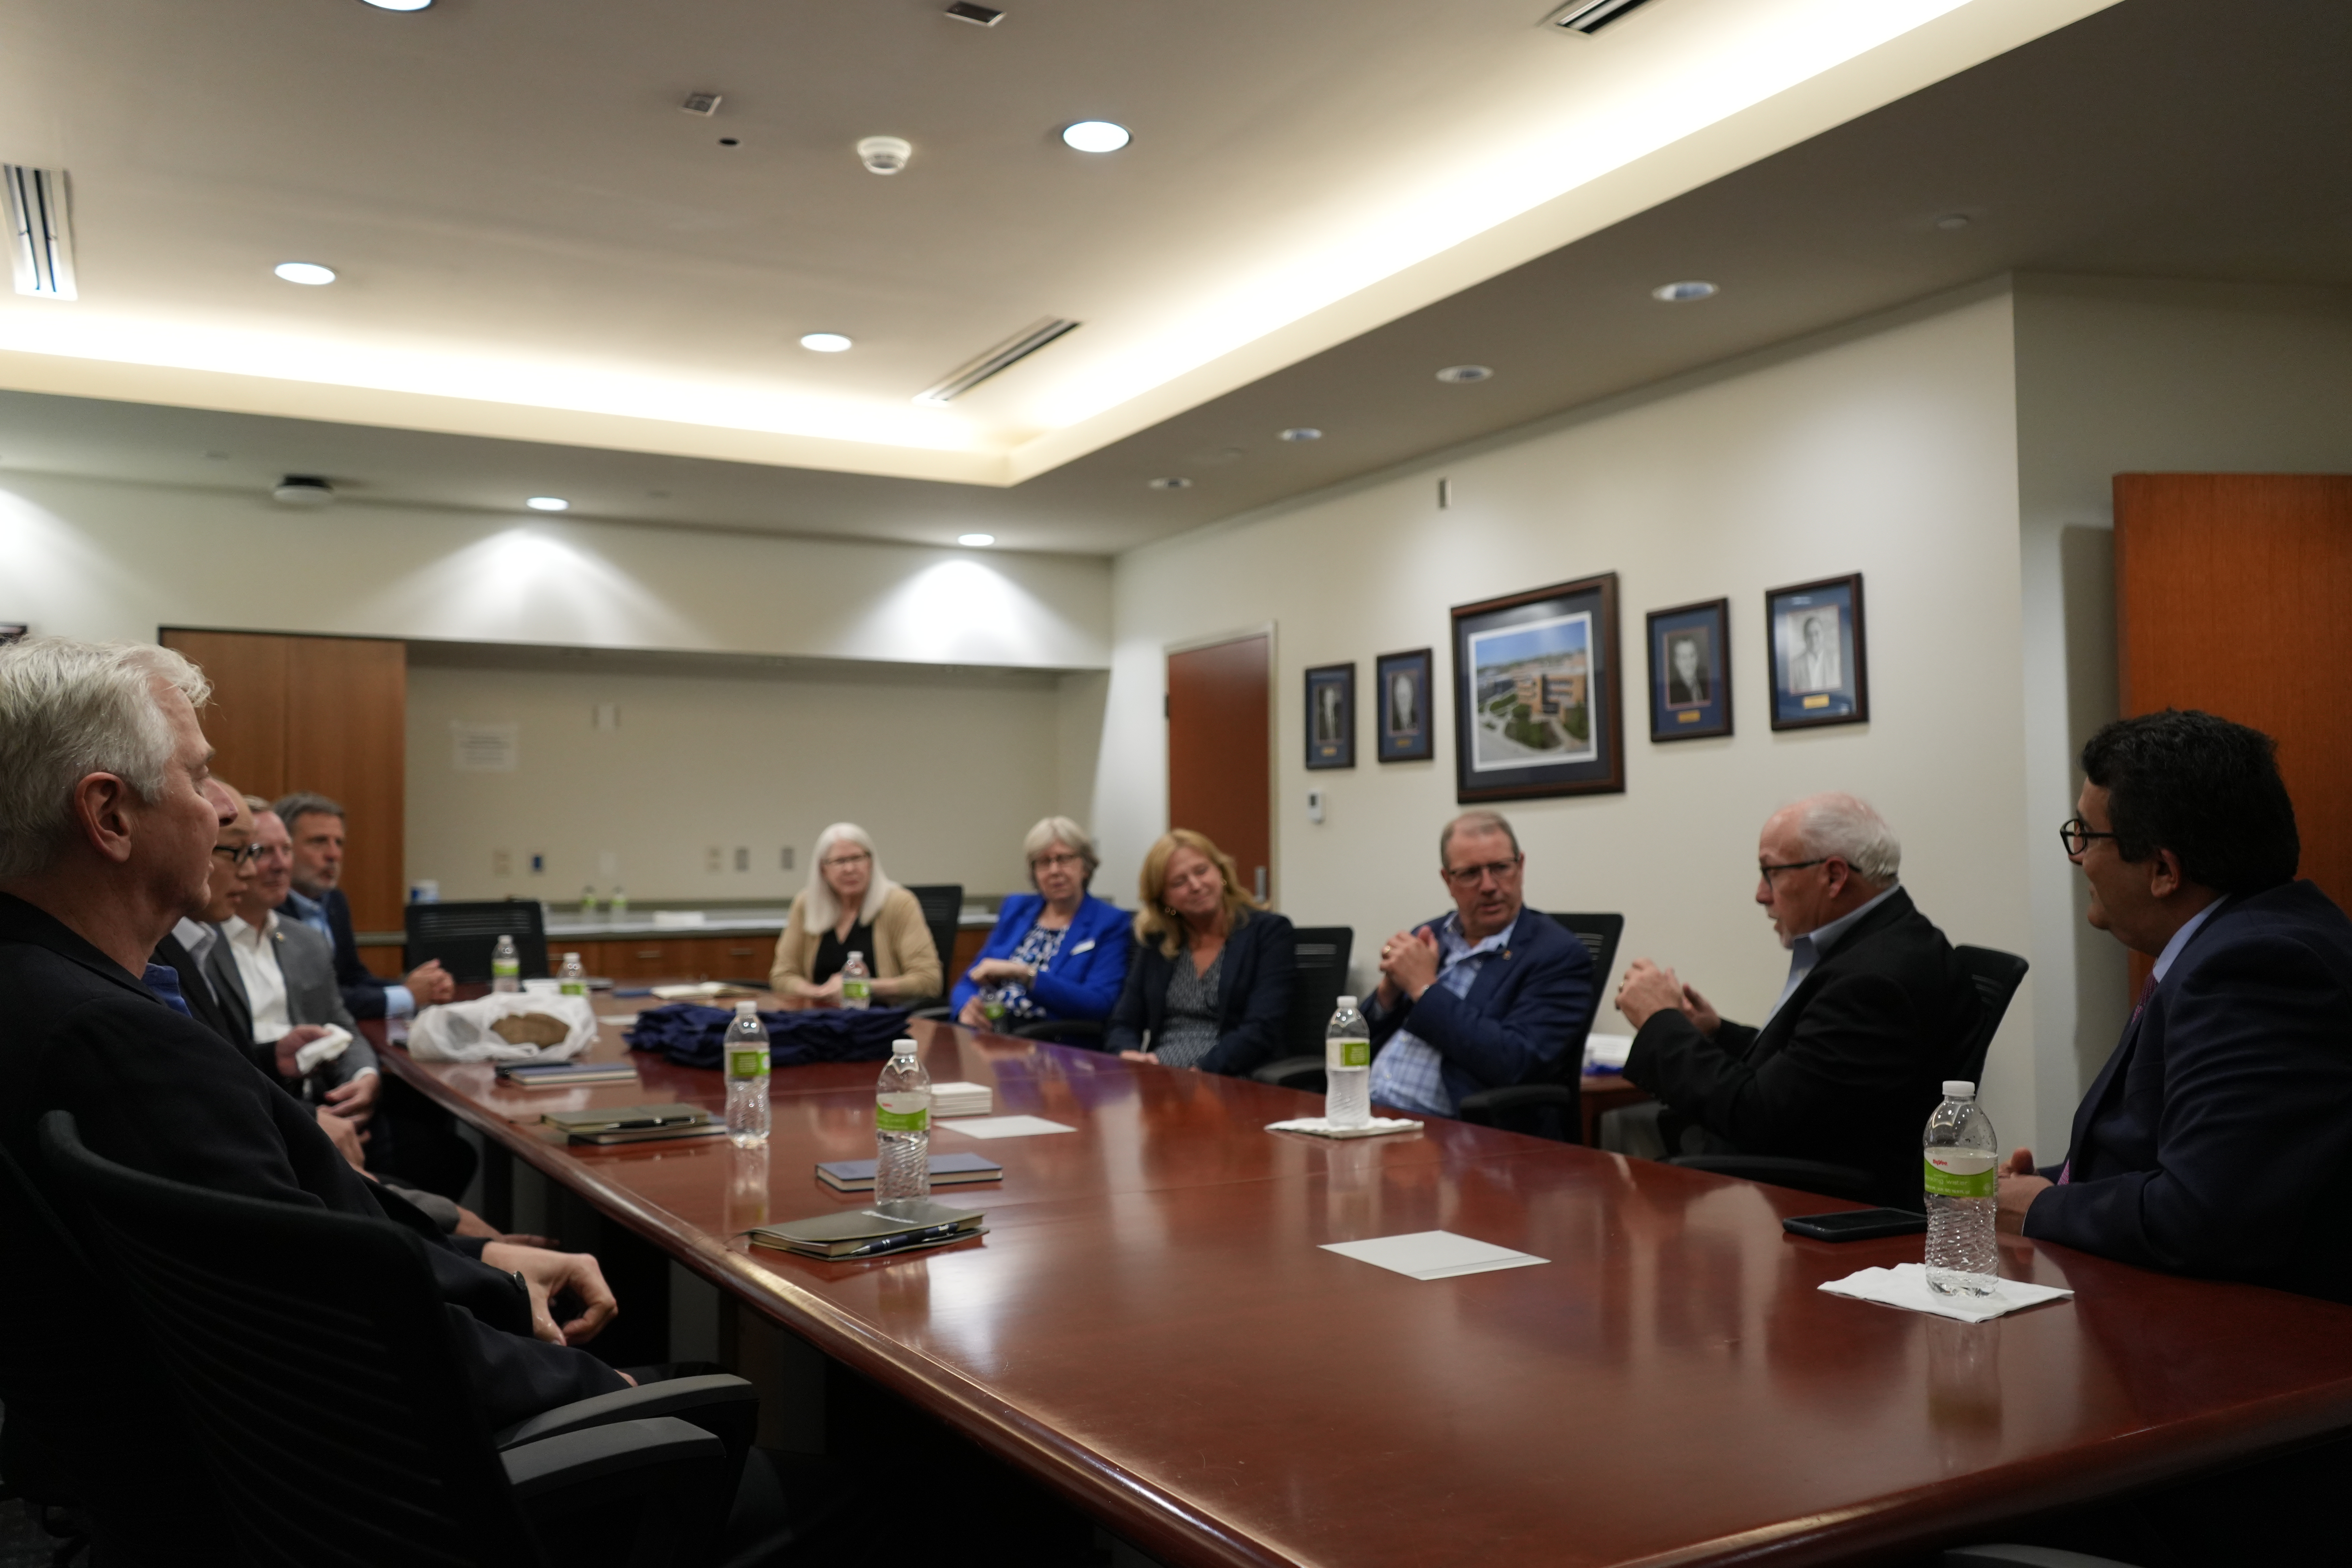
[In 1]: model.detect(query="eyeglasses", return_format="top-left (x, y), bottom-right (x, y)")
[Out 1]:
top-left (1441, 856), bottom-right (1522, 887)
top-left (1758, 858), bottom-right (1829, 883)
top-left (1031, 851), bottom-right (1084, 871)
top-left (248, 842), bottom-right (292, 862)
top-left (211, 843), bottom-right (264, 866)
top-left (820, 851), bottom-right (872, 871)
top-left (2059, 817), bottom-right (2120, 856)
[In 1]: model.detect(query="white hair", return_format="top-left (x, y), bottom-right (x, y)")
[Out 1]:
top-left (803, 821), bottom-right (895, 927)
top-left (0, 638), bottom-right (211, 878)
top-left (1788, 792), bottom-right (1901, 885)
top-left (1022, 816), bottom-right (1097, 886)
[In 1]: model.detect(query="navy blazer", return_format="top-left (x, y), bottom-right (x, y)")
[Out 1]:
top-left (1104, 911), bottom-right (1297, 1076)
top-left (1363, 909), bottom-right (1595, 1111)
top-left (2025, 880), bottom-right (2352, 1303)
top-left (949, 892), bottom-right (1132, 1022)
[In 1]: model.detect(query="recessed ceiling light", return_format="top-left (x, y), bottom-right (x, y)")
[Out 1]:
top-left (1435, 365), bottom-right (1492, 384)
top-left (1062, 121), bottom-right (1131, 153)
top-left (273, 262), bottom-right (336, 286)
top-left (1651, 280), bottom-right (1718, 302)
top-left (271, 475), bottom-right (335, 507)
top-left (1146, 476), bottom-right (1192, 491)
top-left (525, 496), bottom-right (570, 511)
top-left (958, 532), bottom-right (996, 546)
top-left (1278, 427), bottom-right (1322, 442)
top-left (944, 1), bottom-right (1003, 24)
top-left (1934, 212), bottom-right (1972, 231)
top-left (356, 0), bottom-right (433, 9)
top-left (800, 332), bottom-right (853, 353)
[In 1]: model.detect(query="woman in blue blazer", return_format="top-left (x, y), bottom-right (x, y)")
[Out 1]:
top-left (1105, 829), bottom-right (1295, 1077)
top-left (951, 817), bottom-right (1131, 1032)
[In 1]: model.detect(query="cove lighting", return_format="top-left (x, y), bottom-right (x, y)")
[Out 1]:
top-left (525, 496), bottom-right (570, 511)
top-left (958, 532), bottom-right (995, 547)
top-left (1061, 121), bottom-right (1131, 153)
top-left (273, 262), bottom-right (336, 286)
top-left (1651, 280), bottom-right (1718, 302)
top-left (800, 332), bottom-right (853, 353)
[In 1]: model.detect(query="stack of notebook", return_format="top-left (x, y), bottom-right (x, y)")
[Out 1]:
top-left (750, 1200), bottom-right (987, 1261)
top-left (815, 1152), bottom-right (1003, 1192)
top-left (497, 1059), bottom-right (640, 1088)
top-left (931, 1081), bottom-right (993, 1118)
top-left (542, 1104), bottom-right (725, 1145)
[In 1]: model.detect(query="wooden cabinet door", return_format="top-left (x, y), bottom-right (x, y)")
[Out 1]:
top-left (1168, 633), bottom-right (1273, 902)
top-left (705, 936), bottom-right (773, 982)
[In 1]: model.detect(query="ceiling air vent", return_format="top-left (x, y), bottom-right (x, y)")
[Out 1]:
top-left (1547, 0), bottom-right (1658, 35)
top-left (913, 317), bottom-right (1080, 405)
top-left (5, 166), bottom-right (77, 300)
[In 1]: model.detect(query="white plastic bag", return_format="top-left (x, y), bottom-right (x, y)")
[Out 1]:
top-left (407, 992), bottom-right (598, 1064)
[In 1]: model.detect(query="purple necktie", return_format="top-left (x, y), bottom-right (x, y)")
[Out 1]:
top-left (2059, 973), bottom-right (2159, 1185)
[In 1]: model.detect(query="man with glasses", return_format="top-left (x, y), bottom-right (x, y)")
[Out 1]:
top-left (2000, 710), bottom-right (2352, 1300)
top-left (1613, 792), bottom-right (1979, 1206)
top-left (149, 778), bottom-right (261, 1044)
top-left (1363, 810), bottom-right (1595, 1117)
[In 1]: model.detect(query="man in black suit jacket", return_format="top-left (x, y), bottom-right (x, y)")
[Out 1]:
top-left (1616, 793), bottom-right (1980, 1207)
top-left (0, 639), bottom-right (625, 1559)
top-left (149, 779), bottom-right (258, 1047)
top-left (2003, 711), bottom-right (2352, 1301)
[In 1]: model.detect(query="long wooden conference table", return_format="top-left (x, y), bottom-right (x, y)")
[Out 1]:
top-left (377, 996), bottom-right (2352, 1568)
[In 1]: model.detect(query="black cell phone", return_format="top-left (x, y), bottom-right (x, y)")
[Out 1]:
top-left (1781, 1208), bottom-right (1928, 1241)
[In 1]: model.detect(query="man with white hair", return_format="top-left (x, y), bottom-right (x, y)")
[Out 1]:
top-left (1613, 792), bottom-right (1981, 1207)
top-left (0, 638), bottom-right (628, 1557)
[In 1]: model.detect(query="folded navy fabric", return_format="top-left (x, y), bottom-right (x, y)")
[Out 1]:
top-left (625, 1004), bottom-right (913, 1069)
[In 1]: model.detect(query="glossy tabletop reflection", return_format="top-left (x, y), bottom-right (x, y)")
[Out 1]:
top-left (378, 998), bottom-right (2352, 1568)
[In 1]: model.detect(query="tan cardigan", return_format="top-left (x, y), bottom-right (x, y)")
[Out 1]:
top-left (769, 883), bottom-right (943, 1001)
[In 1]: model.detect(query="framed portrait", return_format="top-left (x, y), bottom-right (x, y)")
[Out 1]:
top-left (1765, 573), bottom-right (1868, 730)
top-left (1373, 647), bottom-right (1434, 763)
top-left (1304, 662), bottom-right (1355, 770)
top-left (1646, 598), bottom-right (1731, 742)
top-left (1449, 572), bottom-right (1624, 802)
top-left (0, 625), bottom-right (25, 646)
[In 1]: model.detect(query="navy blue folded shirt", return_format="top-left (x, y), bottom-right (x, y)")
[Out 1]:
top-left (626, 1004), bottom-right (912, 1069)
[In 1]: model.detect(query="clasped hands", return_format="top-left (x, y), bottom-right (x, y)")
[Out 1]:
top-left (1995, 1148), bottom-right (2051, 1232)
top-left (955, 958), bottom-right (1036, 1027)
top-left (404, 958), bottom-right (457, 1007)
top-left (1374, 927), bottom-right (1441, 1005)
top-left (1613, 959), bottom-right (1722, 1036)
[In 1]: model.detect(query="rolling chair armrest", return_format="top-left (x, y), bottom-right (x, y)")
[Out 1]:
top-left (1252, 1055), bottom-right (1326, 1092)
top-left (502, 1417), bottom-right (730, 1567)
top-left (1664, 1155), bottom-right (1879, 1204)
top-left (493, 1373), bottom-right (757, 1456)
top-left (1454, 1083), bottom-right (1578, 1123)
top-left (1009, 1018), bottom-right (1104, 1042)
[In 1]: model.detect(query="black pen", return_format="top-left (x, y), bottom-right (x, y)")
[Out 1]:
top-left (835, 1223), bottom-right (975, 1260)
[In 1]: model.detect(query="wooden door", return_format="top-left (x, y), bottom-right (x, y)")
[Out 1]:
top-left (2115, 474), bottom-right (2352, 978)
top-left (1167, 633), bottom-right (1272, 902)
top-left (160, 629), bottom-right (407, 936)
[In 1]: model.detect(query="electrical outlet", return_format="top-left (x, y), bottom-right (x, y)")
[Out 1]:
top-left (491, 848), bottom-right (512, 877)
top-left (704, 846), bottom-right (723, 874)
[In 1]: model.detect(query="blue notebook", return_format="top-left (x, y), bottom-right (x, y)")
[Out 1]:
top-left (816, 1153), bottom-right (1003, 1192)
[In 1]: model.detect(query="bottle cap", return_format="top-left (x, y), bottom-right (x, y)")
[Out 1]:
top-left (563, 951), bottom-right (579, 962)
top-left (893, 1036), bottom-right (917, 1052)
top-left (848, 950), bottom-right (864, 962)
top-left (735, 999), bottom-right (759, 1014)
top-left (1335, 995), bottom-right (1358, 1011)
top-left (1943, 1079), bottom-right (1975, 1098)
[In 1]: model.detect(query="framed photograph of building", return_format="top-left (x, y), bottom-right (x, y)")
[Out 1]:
top-left (1373, 647), bottom-right (1434, 763)
top-left (1304, 662), bottom-right (1355, 770)
top-left (1647, 598), bottom-right (1731, 742)
top-left (1765, 573), bottom-right (1868, 730)
top-left (1450, 572), bottom-right (1624, 801)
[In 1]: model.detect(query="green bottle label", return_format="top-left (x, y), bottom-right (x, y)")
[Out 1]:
top-left (728, 1046), bottom-right (769, 1078)
top-left (1922, 1155), bottom-right (1996, 1198)
top-left (1327, 1037), bottom-right (1371, 1069)
top-left (559, 981), bottom-right (586, 997)
top-left (843, 978), bottom-right (872, 1003)
top-left (492, 960), bottom-right (519, 977)
top-left (876, 1104), bottom-right (928, 1133)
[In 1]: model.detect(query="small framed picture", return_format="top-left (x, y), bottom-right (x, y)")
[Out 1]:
top-left (1450, 572), bottom-right (1624, 802)
top-left (1373, 648), bottom-right (1434, 763)
top-left (1647, 598), bottom-right (1731, 742)
top-left (1304, 662), bottom-right (1355, 770)
top-left (1765, 574), bottom-right (1868, 730)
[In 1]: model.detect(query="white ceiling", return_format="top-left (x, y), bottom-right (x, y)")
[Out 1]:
top-left (0, 0), bottom-right (2109, 485)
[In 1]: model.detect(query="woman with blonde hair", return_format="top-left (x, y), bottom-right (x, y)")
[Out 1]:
top-left (951, 816), bottom-right (1129, 1034)
top-left (1105, 828), bottom-right (1295, 1075)
top-left (770, 823), bottom-right (942, 1007)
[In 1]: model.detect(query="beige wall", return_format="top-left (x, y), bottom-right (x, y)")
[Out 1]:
top-left (1088, 281), bottom-right (2043, 1143)
top-left (405, 653), bottom-right (1078, 905)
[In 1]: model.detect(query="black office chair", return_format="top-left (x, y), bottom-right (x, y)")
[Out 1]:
top-left (406, 898), bottom-right (550, 984)
top-left (903, 883), bottom-right (964, 1009)
top-left (36, 1110), bottom-right (755, 1568)
top-left (1245, 927), bottom-right (1357, 1093)
top-left (1665, 946), bottom-right (2029, 1206)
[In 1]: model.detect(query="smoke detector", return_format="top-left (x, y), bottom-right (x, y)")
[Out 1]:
top-left (271, 475), bottom-right (336, 507)
top-left (857, 136), bottom-right (912, 176)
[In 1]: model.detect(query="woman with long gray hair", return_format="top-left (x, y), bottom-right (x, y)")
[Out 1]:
top-left (769, 822), bottom-right (942, 1007)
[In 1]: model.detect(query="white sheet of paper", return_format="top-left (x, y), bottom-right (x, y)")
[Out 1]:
top-left (933, 1115), bottom-right (1075, 1140)
top-left (1583, 1031), bottom-right (1634, 1071)
top-left (1321, 1230), bottom-right (1549, 1281)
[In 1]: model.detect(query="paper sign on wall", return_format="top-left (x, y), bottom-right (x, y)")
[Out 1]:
top-left (451, 721), bottom-right (519, 772)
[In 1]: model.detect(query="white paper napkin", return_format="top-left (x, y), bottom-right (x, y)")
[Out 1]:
top-left (932, 1115), bottom-right (1074, 1139)
top-left (292, 1024), bottom-right (352, 1076)
top-left (1819, 1262), bottom-right (2073, 1323)
top-left (1265, 1115), bottom-right (1423, 1139)
top-left (1322, 1230), bottom-right (1549, 1280)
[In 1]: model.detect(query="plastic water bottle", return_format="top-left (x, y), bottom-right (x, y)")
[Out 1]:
top-left (875, 1036), bottom-right (932, 1213)
top-left (840, 950), bottom-right (873, 1010)
top-left (1325, 995), bottom-right (1372, 1129)
top-left (725, 1001), bottom-right (771, 1148)
top-left (1923, 1079), bottom-right (1999, 1295)
top-left (609, 885), bottom-right (629, 914)
top-left (491, 934), bottom-right (521, 993)
top-left (979, 984), bottom-right (1008, 1030)
top-left (557, 951), bottom-right (586, 997)
top-left (579, 885), bottom-right (598, 915)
